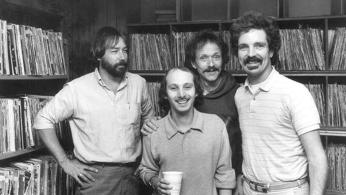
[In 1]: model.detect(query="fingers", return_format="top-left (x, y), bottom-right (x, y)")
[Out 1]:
top-left (74, 175), bottom-right (84, 186)
top-left (157, 179), bottom-right (172, 195)
top-left (84, 165), bottom-right (99, 173)
top-left (78, 171), bottom-right (95, 184)
top-left (141, 119), bottom-right (159, 135)
top-left (141, 128), bottom-right (151, 136)
top-left (77, 164), bottom-right (98, 183)
top-left (63, 159), bottom-right (98, 185)
top-left (147, 119), bottom-right (159, 130)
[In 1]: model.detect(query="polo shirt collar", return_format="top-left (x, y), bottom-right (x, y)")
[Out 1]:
top-left (244, 66), bottom-right (278, 92)
top-left (164, 109), bottom-right (204, 140)
top-left (94, 68), bottom-right (129, 91)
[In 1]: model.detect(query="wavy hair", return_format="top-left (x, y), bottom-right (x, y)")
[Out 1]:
top-left (184, 30), bottom-right (229, 74)
top-left (230, 11), bottom-right (281, 63)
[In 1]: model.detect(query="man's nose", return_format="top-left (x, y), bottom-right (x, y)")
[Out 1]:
top-left (119, 50), bottom-right (127, 60)
top-left (207, 57), bottom-right (215, 67)
top-left (177, 88), bottom-right (186, 97)
top-left (248, 46), bottom-right (256, 57)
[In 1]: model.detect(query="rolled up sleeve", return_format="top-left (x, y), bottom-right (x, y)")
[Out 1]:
top-left (34, 84), bottom-right (75, 130)
top-left (141, 80), bottom-right (155, 121)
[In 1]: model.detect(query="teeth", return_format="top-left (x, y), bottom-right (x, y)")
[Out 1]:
top-left (177, 99), bottom-right (188, 104)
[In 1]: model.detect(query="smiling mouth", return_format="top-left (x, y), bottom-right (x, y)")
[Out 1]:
top-left (176, 98), bottom-right (190, 104)
top-left (205, 70), bottom-right (219, 74)
top-left (245, 63), bottom-right (260, 70)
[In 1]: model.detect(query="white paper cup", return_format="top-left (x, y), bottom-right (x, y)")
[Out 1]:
top-left (162, 171), bottom-right (183, 195)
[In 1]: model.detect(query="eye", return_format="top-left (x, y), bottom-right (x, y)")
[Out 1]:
top-left (212, 54), bottom-right (221, 60)
top-left (238, 44), bottom-right (248, 50)
top-left (184, 83), bottom-right (194, 89)
top-left (254, 43), bottom-right (266, 49)
top-left (199, 56), bottom-right (208, 61)
top-left (168, 86), bottom-right (177, 90)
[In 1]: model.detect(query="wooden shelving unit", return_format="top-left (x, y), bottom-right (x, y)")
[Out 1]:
top-left (128, 11), bottom-right (346, 193)
top-left (0, 0), bottom-right (69, 161)
top-left (0, 146), bottom-right (45, 161)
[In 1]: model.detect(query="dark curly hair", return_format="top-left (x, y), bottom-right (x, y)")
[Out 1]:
top-left (158, 67), bottom-right (203, 116)
top-left (184, 30), bottom-right (229, 74)
top-left (230, 11), bottom-right (281, 63)
top-left (91, 26), bottom-right (127, 60)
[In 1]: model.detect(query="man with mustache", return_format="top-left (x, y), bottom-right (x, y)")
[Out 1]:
top-left (184, 31), bottom-right (242, 182)
top-left (139, 67), bottom-right (235, 195)
top-left (34, 26), bottom-right (154, 195)
top-left (142, 31), bottom-right (242, 193)
top-left (231, 11), bottom-right (328, 195)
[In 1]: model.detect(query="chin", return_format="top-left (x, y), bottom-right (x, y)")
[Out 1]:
top-left (205, 76), bottom-right (219, 82)
top-left (173, 106), bottom-right (193, 114)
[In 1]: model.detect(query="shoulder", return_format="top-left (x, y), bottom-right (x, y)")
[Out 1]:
top-left (67, 72), bottom-right (95, 87)
top-left (126, 72), bottom-right (146, 83)
top-left (222, 71), bottom-right (240, 89)
top-left (235, 83), bottom-right (246, 98)
top-left (199, 112), bottom-right (226, 132)
top-left (275, 74), bottom-right (309, 94)
top-left (201, 112), bottom-right (224, 122)
top-left (145, 117), bottom-right (167, 139)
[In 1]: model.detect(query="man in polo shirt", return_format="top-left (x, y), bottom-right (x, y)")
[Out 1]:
top-left (139, 67), bottom-right (235, 195)
top-left (231, 11), bottom-right (328, 195)
top-left (34, 26), bottom-right (154, 194)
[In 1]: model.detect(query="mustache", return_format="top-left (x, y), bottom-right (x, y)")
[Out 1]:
top-left (203, 67), bottom-right (219, 73)
top-left (244, 56), bottom-right (263, 64)
top-left (116, 60), bottom-right (128, 66)
top-left (176, 97), bottom-right (189, 101)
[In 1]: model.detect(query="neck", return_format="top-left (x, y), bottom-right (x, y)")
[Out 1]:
top-left (98, 67), bottom-right (123, 91)
top-left (201, 76), bottom-right (222, 95)
top-left (248, 65), bottom-right (272, 85)
top-left (170, 109), bottom-right (194, 131)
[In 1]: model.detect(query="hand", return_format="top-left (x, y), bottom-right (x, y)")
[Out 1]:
top-left (234, 175), bottom-right (244, 195)
top-left (151, 177), bottom-right (172, 195)
top-left (60, 158), bottom-right (98, 185)
top-left (141, 117), bottom-right (160, 136)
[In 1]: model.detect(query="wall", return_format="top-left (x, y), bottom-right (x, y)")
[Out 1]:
top-left (191, 0), bottom-right (227, 20)
top-left (67, 0), bottom-right (137, 78)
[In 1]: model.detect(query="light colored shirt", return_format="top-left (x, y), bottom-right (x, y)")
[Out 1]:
top-left (139, 109), bottom-right (236, 195)
top-left (34, 69), bottom-right (154, 163)
top-left (235, 67), bottom-right (320, 183)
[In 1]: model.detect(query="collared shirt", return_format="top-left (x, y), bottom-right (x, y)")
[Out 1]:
top-left (34, 69), bottom-right (154, 163)
top-left (139, 109), bottom-right (236, 195)
top-left (235, 67), bottom-right (320, 183)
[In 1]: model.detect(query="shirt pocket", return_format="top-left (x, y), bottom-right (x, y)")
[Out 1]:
top-left (115, 103), bottom-right (141, 125)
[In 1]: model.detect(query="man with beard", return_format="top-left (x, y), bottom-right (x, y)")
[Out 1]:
top-left (231, 11), bottom-right (328, 195)
top-left (34, 26), bottom-right (154, 195)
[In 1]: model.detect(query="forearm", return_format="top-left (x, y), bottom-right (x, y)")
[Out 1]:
top-left (300, 131), bottom-right (328, 195)
top-left (37, 128), bottom-right (68, 164)
top-left (308, 154), bottom-right (328, 195)
top-left (218, 189), bottom-right (232, 195)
